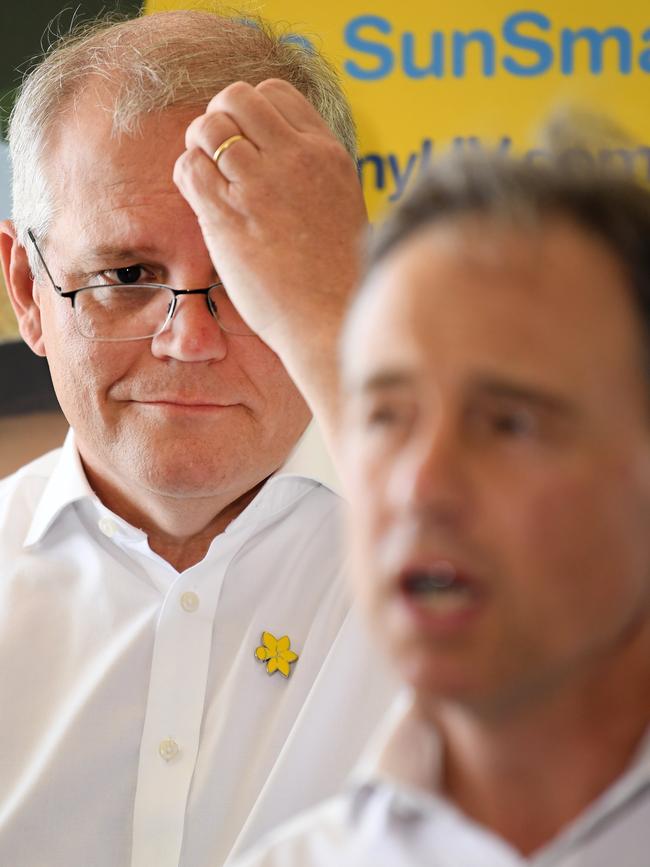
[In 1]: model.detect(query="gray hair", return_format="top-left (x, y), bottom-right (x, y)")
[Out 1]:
top-left (9, 7), bottom-right (358, 264)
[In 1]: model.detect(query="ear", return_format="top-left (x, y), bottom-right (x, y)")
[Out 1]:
top-left (0, 220), bottom-right (46, 356)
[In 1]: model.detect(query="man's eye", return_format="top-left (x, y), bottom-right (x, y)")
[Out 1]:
top-left (365, 403), bottom-right (414, 431)
top-left (492, 409), bottom-right (537, 437)
top-left (368, 407), bottom-right (398, 426)
top-left (101, 266), bottom-right (148, 285)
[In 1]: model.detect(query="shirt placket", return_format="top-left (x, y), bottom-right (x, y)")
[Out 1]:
top-left (129, 526), bottom-right (250, 867)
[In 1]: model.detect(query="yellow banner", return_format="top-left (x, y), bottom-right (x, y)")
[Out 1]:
top-left (147, 1), bottom-right (650, 218)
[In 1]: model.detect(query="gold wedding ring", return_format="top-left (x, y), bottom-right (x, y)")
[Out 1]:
top-left (212, 134), bottom-right (245, 167)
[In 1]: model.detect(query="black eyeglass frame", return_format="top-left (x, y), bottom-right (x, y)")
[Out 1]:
top-left (26, 228), bottom-right (249, 341)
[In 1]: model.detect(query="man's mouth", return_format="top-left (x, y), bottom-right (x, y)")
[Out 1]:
top-left (400, 561), bottom-right (478, 613)
top-left (144, 399), bottom-right (228, 406)
top-left (130, 397), bottom-right (234, 410)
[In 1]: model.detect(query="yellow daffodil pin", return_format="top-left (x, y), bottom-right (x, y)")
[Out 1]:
top-left (255, 631), bottom-right (299, 678)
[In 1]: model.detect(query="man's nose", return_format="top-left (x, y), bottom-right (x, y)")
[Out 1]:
top-left (388, 417), bottom-right (471, 527)
top-left (150, 292), bottom-right (228, 363)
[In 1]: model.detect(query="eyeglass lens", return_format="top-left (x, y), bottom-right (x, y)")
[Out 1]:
top-left (73, 284), bottom-right (254, 340)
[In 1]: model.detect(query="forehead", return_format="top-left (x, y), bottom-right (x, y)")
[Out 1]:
top-left (345, 218), bottom-right (645, 401)
top-left (44, 89), bottom-right (200, 252)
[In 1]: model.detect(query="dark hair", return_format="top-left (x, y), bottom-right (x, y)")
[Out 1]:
top-left (368, 155), bottom-right (650, 376)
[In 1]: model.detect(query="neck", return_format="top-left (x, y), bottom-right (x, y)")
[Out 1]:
top-left (423, 631), bottom-right (650, 855)
top-left (80, 456), bottom-right (267, 572)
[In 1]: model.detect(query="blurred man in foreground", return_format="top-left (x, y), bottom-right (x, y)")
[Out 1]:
top-left (0, 9), bottom-right (394, 866)
top-left (234, 157), bottom-right (650, 865)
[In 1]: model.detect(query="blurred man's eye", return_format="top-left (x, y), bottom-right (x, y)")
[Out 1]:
top-left (362, 400), bottom-right (417, 437)
top-left (367, 405), bottom-right (399, 426)
top-left (490, 407), bottom-right (538, 438)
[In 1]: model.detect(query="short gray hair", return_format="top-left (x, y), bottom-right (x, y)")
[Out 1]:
top-left (9, 7), bottom-right (358, 260)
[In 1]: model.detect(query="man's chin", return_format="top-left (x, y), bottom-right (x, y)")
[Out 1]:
top-left (391, 635), bottom-right (507, 713)
top-left (136, 462), bottom-right (259, 502)
top-left (78, 420), bottom-right (288, 511)
top-left (96, 442), bottom-right (264, 505)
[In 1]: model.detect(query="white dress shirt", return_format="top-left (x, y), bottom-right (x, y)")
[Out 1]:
top-left (0, 425), bottom-right (396, 867)
top-left (235, 692), bottom-right (650, 867)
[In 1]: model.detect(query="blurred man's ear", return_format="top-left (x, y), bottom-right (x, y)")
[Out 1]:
top-left (0, 220), bottom-right (46, 356)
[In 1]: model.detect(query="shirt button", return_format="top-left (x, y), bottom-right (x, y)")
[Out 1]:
top-left (98, 517), bottom-right (116, 538)
top-left (180, 591), bottom-right (200, 613)
top-left (158, 738), bottom-right (180, 762)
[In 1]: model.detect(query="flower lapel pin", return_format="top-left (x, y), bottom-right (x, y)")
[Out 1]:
top-left (255, 631), bottom-right (299, 678)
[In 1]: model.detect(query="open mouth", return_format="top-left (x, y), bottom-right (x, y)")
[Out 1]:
top-left (400, 561), bottom-right (476, 612)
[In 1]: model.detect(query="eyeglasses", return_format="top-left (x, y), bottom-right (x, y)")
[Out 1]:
top-left (27, 229), bottom-right (255, 341)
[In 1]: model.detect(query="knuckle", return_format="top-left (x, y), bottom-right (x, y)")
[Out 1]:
top-left (205, 110), bottom-right (234, 138)
top-left (171, 152), bottom-right (188, 187)
top-left (184, 113), bottom-right (206, 148)
top-left (260, 77), bottom-right (291, 92)
top-left (255, 78), bottom-right (282, 95)
top-left (223, 80), bottom-right (253, 103)
top-left (173, 148), bottom-right (200, 186)
top-left (206, 91), bottom-right (222, 113)
top-left (207, 80), bottom-right (253, 113)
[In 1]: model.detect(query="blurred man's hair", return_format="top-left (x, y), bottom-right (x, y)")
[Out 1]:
top-left (9, 7), bottom-right (357, 258)
top-left (365, 154), bottom-right (650, 380)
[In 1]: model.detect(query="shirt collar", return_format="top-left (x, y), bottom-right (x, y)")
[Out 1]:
top-left (349, 690), bottom-right (650, 854)
top-left (23, 420), bottom-right (340, 548)
top-left (23, 428), bottom-right (96, 548)
top-left (350, 690), bottom-right (442, 794)
top-left (271, 420), bottom-right (340, 495)
top-left (218, 421), bottom-right (341, 538)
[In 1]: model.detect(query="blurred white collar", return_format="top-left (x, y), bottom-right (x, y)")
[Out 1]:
top-left (273, 420), bottom-right (340, 495)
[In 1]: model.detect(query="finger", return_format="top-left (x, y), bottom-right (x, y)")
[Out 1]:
top-left (184, 115), bottom-right (260, 183)
top-left (185, 109), bottom-right (241, 154)
top-left (206, 80), bottom-right (299, 149)
top-left (213, 134), bottom-right (261, 183)
top-left (185, 110), bottom-right (259, 173)
top-left (254, 78), bottom-right (333, 137)
top-left (173, 146), bottom-right (237, 226)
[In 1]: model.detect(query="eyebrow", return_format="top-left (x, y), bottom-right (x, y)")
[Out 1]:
top-left (466, 375), bottom-right (577, 416)
top-left (350, 369), bottom-right (418, 395)
top-left (65, 245), bottom-right (161, 275)
top-left (350, 369), bottom-right (577, 416)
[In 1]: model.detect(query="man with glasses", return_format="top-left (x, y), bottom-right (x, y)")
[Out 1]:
top-left (27, 229), bottom-right (258, 343)
top-left (0, 9), bottom-right (394, 867)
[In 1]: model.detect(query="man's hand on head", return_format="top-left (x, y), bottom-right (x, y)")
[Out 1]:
top-left (174, 78), bottom-right (367, 343)
top-left (173, 78), bottom-right (368, 448)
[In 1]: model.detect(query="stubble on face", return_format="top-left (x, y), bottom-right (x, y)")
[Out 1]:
top-left (37, 92), bottom-right (310, 524)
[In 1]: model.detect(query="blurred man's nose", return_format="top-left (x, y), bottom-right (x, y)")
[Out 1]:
top-left (388, 415), bottom-right (471, 529)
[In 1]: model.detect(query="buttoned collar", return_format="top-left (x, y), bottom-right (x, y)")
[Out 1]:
top-left (23, 421), bottom-right (339, 549)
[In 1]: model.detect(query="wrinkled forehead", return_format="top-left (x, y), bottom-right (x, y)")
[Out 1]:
top-left (42, 89), bottom-right (197, 248)
top-left (45, 79), bottom-right (187, 175)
